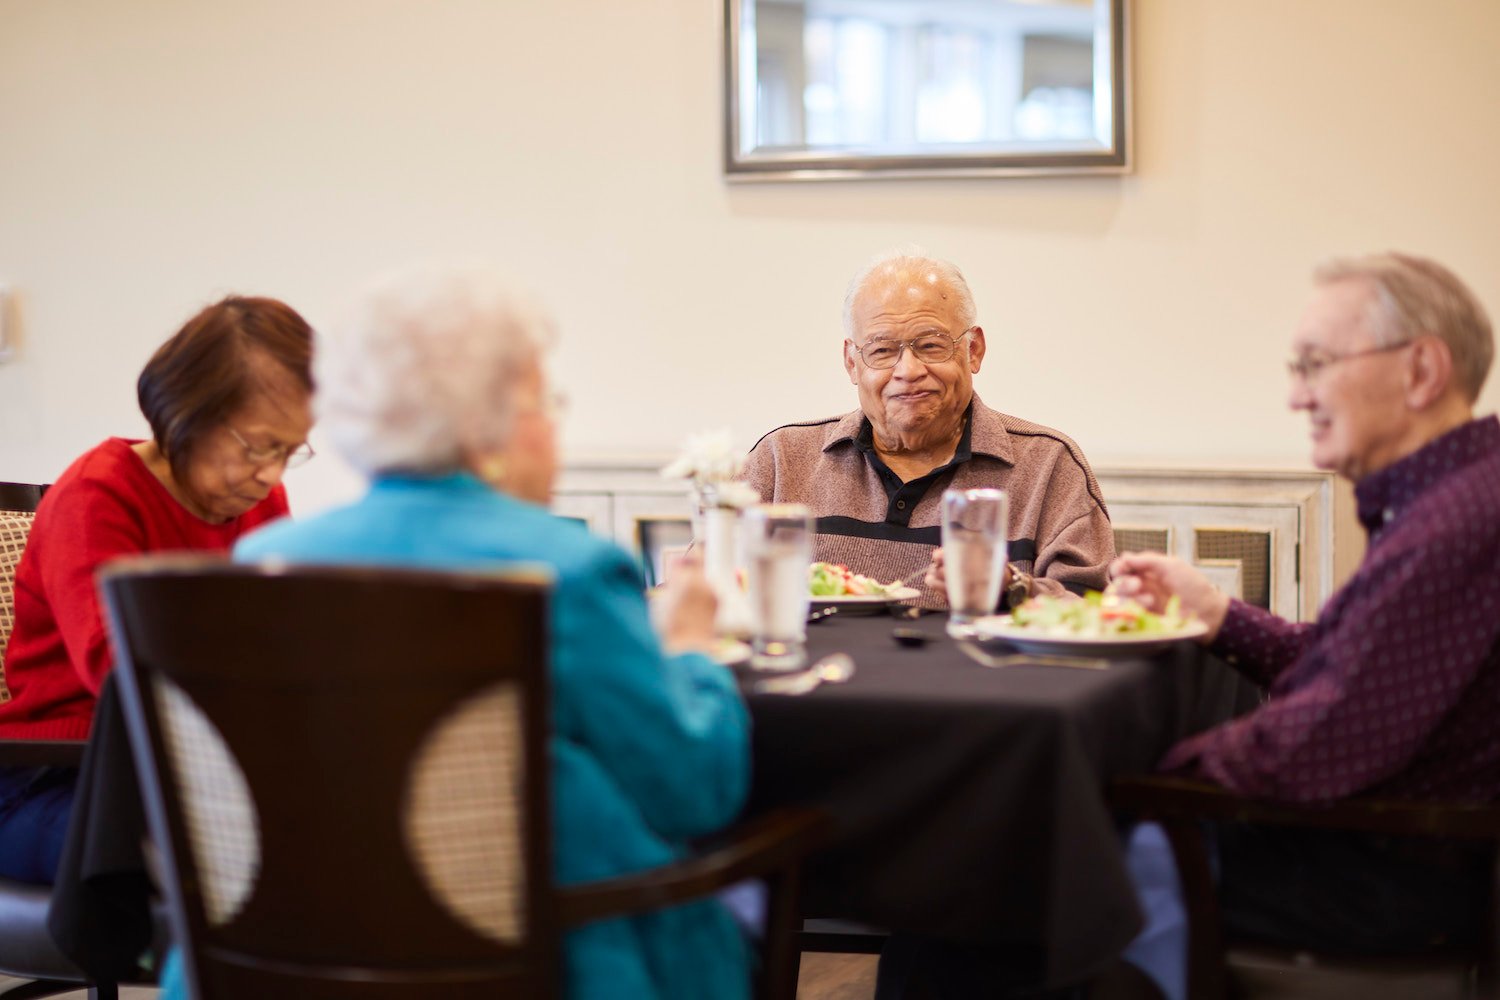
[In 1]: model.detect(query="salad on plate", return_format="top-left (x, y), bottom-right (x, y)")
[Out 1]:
top-left (1009, 590), bottom-right (1194, 638)
top-left (971, 589), bottom-right (1207, 657)
top-left (808, 562), bottom-right (904, 599)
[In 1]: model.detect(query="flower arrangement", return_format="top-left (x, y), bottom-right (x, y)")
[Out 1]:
top-left (661, 429), bottom-right (758, 634)
top-left (661, 429), bottom-right (760, 509)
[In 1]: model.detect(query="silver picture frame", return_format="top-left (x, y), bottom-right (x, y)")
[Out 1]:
top-left (724, 0), bottom-right (1130, 181)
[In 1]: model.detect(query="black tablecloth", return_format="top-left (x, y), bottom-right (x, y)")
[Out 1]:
top-left (48, 614), bottom-right (1258, 985)
top-left (746, 612), bottom-right (1259, 986)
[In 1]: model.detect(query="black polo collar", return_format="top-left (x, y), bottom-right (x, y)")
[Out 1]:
top-left (851, 402), bottom-right (975, 527)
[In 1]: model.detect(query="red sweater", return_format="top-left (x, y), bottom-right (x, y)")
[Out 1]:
top-left (0, 438), bottom-right (289, 739)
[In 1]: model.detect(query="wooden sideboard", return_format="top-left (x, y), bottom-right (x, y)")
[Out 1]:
top-left (554, 460), bottom-right (1361, 623)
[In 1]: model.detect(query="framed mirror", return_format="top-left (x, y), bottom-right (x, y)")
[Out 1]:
top-left (724, 0), bottom-right (1129, 181)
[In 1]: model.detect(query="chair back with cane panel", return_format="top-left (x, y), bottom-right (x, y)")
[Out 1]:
top-left (0, 481), bottom-right (47, 702)
top-left (101, 558), bottom-right (556, 1000)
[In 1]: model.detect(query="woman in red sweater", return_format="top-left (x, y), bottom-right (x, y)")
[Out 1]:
top-left (0, 296), bottom-right (313, 883)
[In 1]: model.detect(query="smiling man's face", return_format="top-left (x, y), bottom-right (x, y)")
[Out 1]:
top-left (1287, 278), bottom-right (1415, 482)
top-left (844, 264), bottom-right (985, 450)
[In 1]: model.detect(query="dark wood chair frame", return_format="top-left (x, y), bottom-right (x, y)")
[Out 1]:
top-left (0, 481), bottom-right (48, 513)
top-left (0, 480), bottom-right (128, 998)
top-left (102, 557), bottom-right (827, 1000)
top-left (1110, 773), bottom-right (1500, 1000)
top-left (0, 731), bottom-right (103, 1000)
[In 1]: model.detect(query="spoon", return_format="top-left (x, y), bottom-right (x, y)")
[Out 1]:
top-left (752, 653), bottom-right (856, 695)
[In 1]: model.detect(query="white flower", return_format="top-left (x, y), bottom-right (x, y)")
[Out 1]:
top-left (703, 479), bottom-right (761, 510)
top-left (661, 429), bottom-right (745, 487)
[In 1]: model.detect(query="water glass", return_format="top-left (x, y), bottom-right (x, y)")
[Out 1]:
top-left (742, 503), bottom-right (814, 670)
top-left (942, 488), bottom-right (1008, 628)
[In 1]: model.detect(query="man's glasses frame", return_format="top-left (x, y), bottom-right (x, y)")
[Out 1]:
top-left (852, 328), bottom-right (975, 370)
top-left (1285, 340), bottom-right (1412, 382)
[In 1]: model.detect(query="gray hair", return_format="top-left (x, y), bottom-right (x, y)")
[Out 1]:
top-left (1315, 252), bottom-right (1493, 402)
top-left (842, 248), bottom-right (978, 338)
top-left (316, 264), bottom-right (556, 476)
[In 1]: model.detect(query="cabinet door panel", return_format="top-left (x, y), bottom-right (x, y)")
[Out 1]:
top-left (1109, 503), bottom-right (1301, 620)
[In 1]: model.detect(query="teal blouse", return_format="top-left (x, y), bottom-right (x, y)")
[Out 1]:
top-left (230, 473), bottom-right (753, 1000)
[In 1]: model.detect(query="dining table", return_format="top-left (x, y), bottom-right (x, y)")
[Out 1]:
top-left (745, 608), bottom-right (1260, 988)
top-left (46, 604), bottom-right (1260, 989)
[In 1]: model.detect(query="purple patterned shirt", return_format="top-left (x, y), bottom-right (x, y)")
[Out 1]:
top-left (1161, 416), bottom-right (1500, 803)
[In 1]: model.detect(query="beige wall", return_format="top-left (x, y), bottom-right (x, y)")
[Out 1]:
top-left (1, 0), bottom-right (1497, 514)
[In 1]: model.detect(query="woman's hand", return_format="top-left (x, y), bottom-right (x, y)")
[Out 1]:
top-left (1107, 551), bottom-right (1230, 643)
top-left (654, 551), bottom-right (720, 656)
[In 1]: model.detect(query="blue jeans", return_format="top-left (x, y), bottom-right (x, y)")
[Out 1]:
top-left (0, 765), bottom-right (78, 884)
top-left (1119, 823), bottom-right (1188, 1000)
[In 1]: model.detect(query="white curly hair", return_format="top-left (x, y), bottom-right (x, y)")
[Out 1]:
top-left (316, 263), bottom-right (556, 475)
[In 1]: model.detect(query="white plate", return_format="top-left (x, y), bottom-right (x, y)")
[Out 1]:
top-left (711, 638), bottom-right (753, 666)
top-left (814, 586), bottom-right (921, 607)
top-left (968, 614), bottom-right (1209, 657)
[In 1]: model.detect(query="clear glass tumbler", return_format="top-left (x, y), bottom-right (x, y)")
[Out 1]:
top-left (942, 487), bottom-right (1009, 629)
top-left (742, 503), bottom-right (814, 671)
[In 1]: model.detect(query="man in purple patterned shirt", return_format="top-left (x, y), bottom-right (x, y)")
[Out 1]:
top-left (1108, 252), bottom-right (1498, 998)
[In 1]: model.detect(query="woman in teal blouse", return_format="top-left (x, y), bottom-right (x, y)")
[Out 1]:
top-left (228, 265), bottom-right (752, 1000)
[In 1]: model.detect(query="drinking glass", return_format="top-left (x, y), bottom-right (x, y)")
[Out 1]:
top-left (942, 488), bottom-right (1008, 629)
top-left (741, 503), bottom-right (814, 671)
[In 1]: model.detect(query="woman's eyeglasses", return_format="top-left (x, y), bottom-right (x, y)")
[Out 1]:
top-left (227, 426), bottom-right (315, 469)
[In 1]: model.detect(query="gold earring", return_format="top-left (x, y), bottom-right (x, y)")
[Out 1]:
top-left (477, 456), bottom-right (508, 486)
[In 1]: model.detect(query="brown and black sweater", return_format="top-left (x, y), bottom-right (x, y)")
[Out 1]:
top-left (742, 395), bottom-right (1114, 609)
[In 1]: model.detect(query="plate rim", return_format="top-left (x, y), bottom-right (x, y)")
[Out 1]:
top-left (969, 614), bottom-right (1209, 651)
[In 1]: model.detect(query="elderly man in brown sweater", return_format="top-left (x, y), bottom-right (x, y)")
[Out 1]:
top-left (743, 251), bottom-right (1114, 609)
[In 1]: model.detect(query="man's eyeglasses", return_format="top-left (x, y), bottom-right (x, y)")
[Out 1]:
top-left (227, 426), bottom-right (315, 469)
top-left (1285, 341), bottom-right (1412, 382)
top-left (853, 329), bottom-right (974, 370)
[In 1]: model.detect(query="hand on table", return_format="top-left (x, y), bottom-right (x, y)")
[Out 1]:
top-left (654, 550), bottom-right (720, 656)
top-left (1107, 551), bottom-right (1229, 643)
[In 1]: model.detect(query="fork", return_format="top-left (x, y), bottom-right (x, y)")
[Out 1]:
top-left (952, 636), bottom-right (1109, 671)
top-left (884, 564), bottom-right (932, 620)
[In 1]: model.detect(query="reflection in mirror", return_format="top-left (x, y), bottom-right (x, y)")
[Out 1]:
top-left (726, 0), bottom-right (1128, 180)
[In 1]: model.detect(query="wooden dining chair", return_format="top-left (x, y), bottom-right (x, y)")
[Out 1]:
top-left (0, 480), bottom-right (48, 704)
top-left (1110, 774), bottom-right (1500, 1000)
top-left (0, 480), bottom-right (139, 999)
top-left (100, 556), bottom-right (826, 1000)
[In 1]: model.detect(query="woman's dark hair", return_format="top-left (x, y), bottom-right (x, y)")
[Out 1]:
top-left (137, 296), bottom-right (314, 484)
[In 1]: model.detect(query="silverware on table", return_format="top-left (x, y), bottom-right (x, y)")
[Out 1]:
top-left (891, 627), bottom-right (935, 647)
top-left (952, 637), bottom-right (1109, 671)
top-left (751, 652), bottom-right (856, 695)
top-left (807, 605), bottom-right (839, 624)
